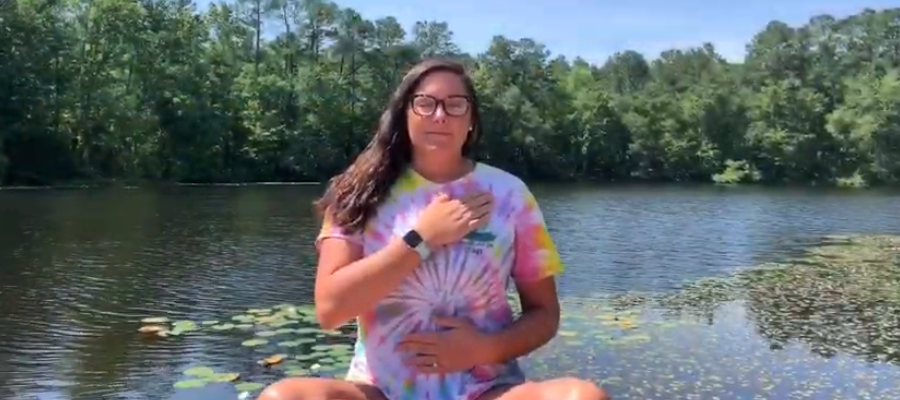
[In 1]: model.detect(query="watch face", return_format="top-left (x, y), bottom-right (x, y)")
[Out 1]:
top-left (403, 229), bottom-right (423, 247)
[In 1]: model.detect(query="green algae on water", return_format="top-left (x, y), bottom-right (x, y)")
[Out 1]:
top-left (156, 234), bottom-right (900, 400)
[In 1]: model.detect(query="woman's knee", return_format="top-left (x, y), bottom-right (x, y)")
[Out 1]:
top-left (256, 377), bottom-right (324, 400)
top-left (538, 377), bottom-right (610, 400)
top-left (256, 377), bottom-right (385, 400)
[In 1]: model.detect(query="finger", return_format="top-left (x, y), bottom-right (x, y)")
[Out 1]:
top-left (408, 355), bottom-right (443, 374)
top-left (468, 218), bottom-right (485, 230)
top-left (396, 341), bottom-right (436, 355)
top-left (432, 192), bottom-right (451, 203)
top-left (400, 333), bottom-right (438, 345)
top-left (434, 316), bottom-right (470, 329)
top-left (471, 201), bottom-right (493, 218)
top-left (451, 208), bottom-right (473, 223)
top-left (409, 354), bottom-right (437, 367)
top-left (458, 190), bottom-right (491, 206)
top-left (461, 192), bottom-right (493, 208)
top-left (468, 205), bottom-right (493, 223)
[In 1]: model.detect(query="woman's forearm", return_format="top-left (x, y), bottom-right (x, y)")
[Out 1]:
top-left (482, 306), bottom-right (560, 364)
top-left (315, 236), bottom-right (421, 329)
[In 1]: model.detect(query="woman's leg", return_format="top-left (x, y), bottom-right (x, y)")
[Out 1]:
top-left (255, 377), bottom-right (388, 400)
top-left (476, 377), bottom-right (610, 400)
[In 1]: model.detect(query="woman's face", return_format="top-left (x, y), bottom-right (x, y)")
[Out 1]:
top-left (405, 71), bottom-right (473, 158)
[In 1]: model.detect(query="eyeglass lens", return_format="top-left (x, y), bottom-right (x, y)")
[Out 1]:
top-left (411, 95), bottom-right (470, 117)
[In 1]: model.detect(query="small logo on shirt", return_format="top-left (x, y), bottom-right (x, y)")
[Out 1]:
top-left (464, 231), bottom-right (496, 243)
top-left (462, 230), bottom-right (495, 255)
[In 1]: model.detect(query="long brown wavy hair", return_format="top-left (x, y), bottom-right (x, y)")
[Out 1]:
top-left (314, 58), bottom-right (483, 233)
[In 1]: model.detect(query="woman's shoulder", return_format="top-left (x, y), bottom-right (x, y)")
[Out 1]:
top-left (473, 162), bottom-right (530, 195)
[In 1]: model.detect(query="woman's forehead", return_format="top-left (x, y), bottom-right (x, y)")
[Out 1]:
top-left (415, 71), bottom-right (467, 97)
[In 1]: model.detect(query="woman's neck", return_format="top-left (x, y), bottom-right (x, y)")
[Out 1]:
top-left (411, 156), bottom-right (473, 184)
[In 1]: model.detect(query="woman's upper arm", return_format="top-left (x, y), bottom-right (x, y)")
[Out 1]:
top-left (511, 186), bottom-right (563, 310)
top-left (314, 214), bottom-right (364, 286)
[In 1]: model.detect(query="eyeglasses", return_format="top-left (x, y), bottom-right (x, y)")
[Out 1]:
top-left (409, 94), bottom-right (471, 117)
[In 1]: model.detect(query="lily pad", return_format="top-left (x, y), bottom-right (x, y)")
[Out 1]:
top-left (242, 339), bottom-right (269, 347)
top-left (137, 325), bottom-right (166, 334)
top-left (183, 366), bottom-right (216, 377)
top-left (269, 320), bottom-right (299, 328)
top-left (284, 368), bottom-right (308, 376)
top-left (294, 305), bottom-right (316, 315)
top-left (173, 379), bottom-right (208, 389)
top-left (234, 382), bottom-right (266, 392)
top-left (311, 344), bottom-right (349, 352)
top-left (211, 323), bottom-right (236, 331)
top-left (254, 316), bottom-right (285, 325)
top-left (170, 320), bottom-right (198, 335)
top-left (259, 354), bottom-right (286, 367)
top-left (209, 372), bottom-right (240, 382)
top-left (141, 317), bottom-right (169, 324)
top-left (232, 315), bottom-right (255, 323)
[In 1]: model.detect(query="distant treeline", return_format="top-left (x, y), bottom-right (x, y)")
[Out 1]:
top-left (2, 1), bottom-right (899, 186)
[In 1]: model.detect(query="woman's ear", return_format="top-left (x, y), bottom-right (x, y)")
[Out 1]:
top-left (462, 127), bottom-right (478, 155)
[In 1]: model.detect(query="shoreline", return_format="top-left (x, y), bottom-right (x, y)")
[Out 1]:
top-left (0, 181), bottom-right (325, 191)
top-left (0, 179), bottom-right (893, 191)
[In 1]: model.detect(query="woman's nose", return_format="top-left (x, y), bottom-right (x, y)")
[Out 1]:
top-left (431, 105), bottom-right (447, 122)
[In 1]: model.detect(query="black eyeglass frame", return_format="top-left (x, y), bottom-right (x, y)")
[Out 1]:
top-left (408, 94), bottom-right (472, 117)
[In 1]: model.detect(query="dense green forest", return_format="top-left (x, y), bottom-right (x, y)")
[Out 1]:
top-left (1, 1), bottom-right (899, 187)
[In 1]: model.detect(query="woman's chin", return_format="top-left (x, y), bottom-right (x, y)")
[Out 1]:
top-left (419, 141), bottom-right (458, 153)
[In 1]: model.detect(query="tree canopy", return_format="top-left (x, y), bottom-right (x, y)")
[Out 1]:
top-left (1, 1), bottom-right (898, 186)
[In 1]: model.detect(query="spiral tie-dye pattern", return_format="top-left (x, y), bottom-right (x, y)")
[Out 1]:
top-left (316, 163), bottom-right (564, 400)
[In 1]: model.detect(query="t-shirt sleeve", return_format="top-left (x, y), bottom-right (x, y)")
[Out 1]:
top-left (315, 212), bottom-right (363, 250)
top-left (511, 186), bottom-right (564, 283)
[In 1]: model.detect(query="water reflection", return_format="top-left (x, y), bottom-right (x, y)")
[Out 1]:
top-left (741, 236), bottom-right (900, 365)
top-left (1, 185), bottom-right (899, 399)
top-left (530, 301), bottom-right (900, 400)
top-left (0, 187), bottom-right (323, 399)
top-left (573, 234), bottom-right (900, 399)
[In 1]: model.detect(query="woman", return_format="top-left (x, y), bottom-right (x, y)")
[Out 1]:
top-left (257, 59), bottom-right (610, 400)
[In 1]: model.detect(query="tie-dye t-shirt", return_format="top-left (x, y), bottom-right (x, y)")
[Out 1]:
top-left (315, 162), bottom-right (564, 400)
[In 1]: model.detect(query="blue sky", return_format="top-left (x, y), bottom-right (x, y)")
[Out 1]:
top-left (199, 0), bottom-right (896, 63)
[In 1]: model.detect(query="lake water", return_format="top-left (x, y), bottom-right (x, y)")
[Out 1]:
top-left (1, 184), bottom-right (899, 400)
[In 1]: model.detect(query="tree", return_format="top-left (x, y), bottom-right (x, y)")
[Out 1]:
top-left (1, 1), bottom-right (898, 187)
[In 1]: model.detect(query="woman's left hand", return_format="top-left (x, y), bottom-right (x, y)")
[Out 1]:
top-left (397, 316), bottom-right (494, 374)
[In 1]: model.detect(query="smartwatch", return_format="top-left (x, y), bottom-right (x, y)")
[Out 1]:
top-left (402, 229), bottom-right (432, 260)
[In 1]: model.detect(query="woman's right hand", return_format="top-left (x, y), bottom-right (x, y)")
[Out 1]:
top-left (414, 191), bottom-right (494, 247)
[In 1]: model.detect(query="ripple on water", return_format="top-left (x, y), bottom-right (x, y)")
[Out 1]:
top-left (75, 297), bottom-right (900, 400)
top-left (3, 186), bottom-right (900, 399)
top-left (0, 228), bottom-right (315, 400)
top-left (525, 301), bottom-right (900, 400)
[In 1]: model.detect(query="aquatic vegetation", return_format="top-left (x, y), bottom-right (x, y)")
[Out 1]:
top-left (173, 366), bottom-right (241, 389)
top-left (137, 317), bottom-right (199, 338)
top-left (648, 234), bottom-right (900, 364)
top-left (146, 304), bottom-right (355, 396)
top-left (142, 234), bottom-right (900, 399)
